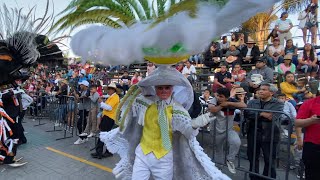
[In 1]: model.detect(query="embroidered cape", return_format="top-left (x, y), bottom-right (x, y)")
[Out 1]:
top-left (100, 95), bottom-right (230, 180)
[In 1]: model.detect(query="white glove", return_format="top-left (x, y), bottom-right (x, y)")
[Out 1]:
top-left (192, 113), bottom-right (216, 128)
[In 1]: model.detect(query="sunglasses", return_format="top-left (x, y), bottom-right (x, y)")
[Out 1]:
top-left (155, 86), bottom-right (172, 90)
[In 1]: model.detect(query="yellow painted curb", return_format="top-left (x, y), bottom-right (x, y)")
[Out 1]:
top-left (46, 147), bottom-right (113, 173)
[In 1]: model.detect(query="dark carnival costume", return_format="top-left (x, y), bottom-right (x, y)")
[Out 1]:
top-left (0, 3), bottom-right (62, 166)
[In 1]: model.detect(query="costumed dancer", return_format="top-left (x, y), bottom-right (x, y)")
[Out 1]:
top-left (100, 66), bottom-right (229, 179)
top-left (0, 1), bottom-right (61, 167)
top-left (0, 90), bottom-right (27, 167)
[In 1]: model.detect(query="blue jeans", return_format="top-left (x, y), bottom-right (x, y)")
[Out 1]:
top-left (292, 55), bottom-right (298, 66)
top-left (267, 56), bottom-right (284, 68)
top-left (288, 99), bottom-right (297, 107)
top-left (189, 54), bottom-right (203, 64)
top-left (293, 93), bottom-right (304, 102)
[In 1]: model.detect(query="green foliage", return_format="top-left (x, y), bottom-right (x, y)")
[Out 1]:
top-left (52, 0), bottom-right (231, 33)
top-left (281, 0), bottom-right (310, 13)
top-left (149, 0), bottom-right (198, 29)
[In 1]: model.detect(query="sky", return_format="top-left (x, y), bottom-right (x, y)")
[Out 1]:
top-left (0, 0), bottom-right (75, 56)
top-left (0, 0), bottom-right (318, 58)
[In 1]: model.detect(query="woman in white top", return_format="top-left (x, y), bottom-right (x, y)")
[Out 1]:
top-left (298, 5), bottom-right (318, 45)
top-left (298, 6), bottom-right (310, 44)
top-left (182, 60), bottom-right (197, 80)
top-left (267, 37), bottom-right (285, 68)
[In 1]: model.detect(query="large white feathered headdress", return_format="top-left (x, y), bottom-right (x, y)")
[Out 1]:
top-left (70, 0), bottom-right (279, 65)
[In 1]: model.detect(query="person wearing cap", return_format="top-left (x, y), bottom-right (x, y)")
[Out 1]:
top-left (275, 11), bottom-right (293, 46)
top-left (277, 54), bottom-right (296, 75)
top-left (78, 69), bottom-right (87, 83)
top-left (99, 66), bottom-right (229, 179)
top-left (91, 82), bottom-right (120, 159)
top-left (73, 80), bottom-right (91, 145)
top-left (120, 71), bottom-right (131, 95)
top-left (267, 37), bottom-right (285, 69)
top-left (241, 57), bottom-right (274, 96)
top-left (240, 37), bottom-right (260, 64)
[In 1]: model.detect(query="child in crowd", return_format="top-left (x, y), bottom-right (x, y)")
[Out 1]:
top-left (81, 85), bottom-right (100, 138)
top-left (199, 89), bottom-right (214, 113)
top-left (208, 88), bottom-right (247, 174)
top-left (294, 78), bottom-right (313, 105)
top-left (277, 93), bottom-right (304, 178)
top-left (277, 93), bottom-right (296, 124)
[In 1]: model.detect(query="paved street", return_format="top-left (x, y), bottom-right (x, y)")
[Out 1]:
top-left (0, 116), bottom-right (298, 180)
top-left (0, 117), bottom-right (117, 180)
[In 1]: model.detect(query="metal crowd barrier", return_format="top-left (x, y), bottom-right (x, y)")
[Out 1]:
top-left (198, 107), bottom-right (296, 180)
top-left (45, 95), bottom-right (77, 140)
top-left (26, 93), bottom-right (78, 141)
top-left (26, 93), bottom-right (49, 126)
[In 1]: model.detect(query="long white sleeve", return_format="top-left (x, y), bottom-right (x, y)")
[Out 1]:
top-left (100, 102), bottom-right (112, 111)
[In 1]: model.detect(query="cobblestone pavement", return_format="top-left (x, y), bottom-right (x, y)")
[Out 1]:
top-left (0, 117), bottom-right (298, 180)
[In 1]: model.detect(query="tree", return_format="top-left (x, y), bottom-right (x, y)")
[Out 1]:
top-left (241, 0), bottom-right (313, 50)
top-left (51, 0), bottom-right (229, 33)
top-left (51, 0), bottom-right (186, 33)
top-left (281, 0), bottom-right (312, 13)
top-left (241, 10), bottom-right (278, 50)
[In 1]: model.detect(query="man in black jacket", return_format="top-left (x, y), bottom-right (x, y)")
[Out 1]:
top-left (240, 38), bottom-right (260, 65)
top-left (244, 84), bottom-right (284, 179)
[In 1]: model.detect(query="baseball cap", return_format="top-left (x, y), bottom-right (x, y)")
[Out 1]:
top-left (256, 57), bottom-right (267, 63)
top-left (79, 80), bottom-right (89, 87)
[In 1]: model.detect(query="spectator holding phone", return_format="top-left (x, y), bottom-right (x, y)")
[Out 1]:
top-left (295, 94), bottom-right (320, 180)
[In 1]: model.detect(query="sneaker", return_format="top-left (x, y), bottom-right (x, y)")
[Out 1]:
top-left (87, 133), bottom-right (96, 138)
top-left (226, 160), bottom-right (236, 174)
top-left (74, 138), bottom-right (87, 145)
top-left (79, 132), bottom-right (88, 137)
top-left (7, 161), bottom-right (28, 167)
top-left (297, 172), bottom-right (305, 179)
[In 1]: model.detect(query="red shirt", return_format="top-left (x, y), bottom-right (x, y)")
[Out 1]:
top-left (97, 86), bottom-right (103, 96)
top-left (296, 96), bottom-right (320, 144)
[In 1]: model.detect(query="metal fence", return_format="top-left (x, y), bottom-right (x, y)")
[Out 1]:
top-left (26, 94), bottom-right (78, 140)
top-left (199, 107), bottom-right (297, 180)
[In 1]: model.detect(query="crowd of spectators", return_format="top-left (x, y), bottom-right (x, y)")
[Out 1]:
top-left (16, 2), bottom-right (320, 178)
